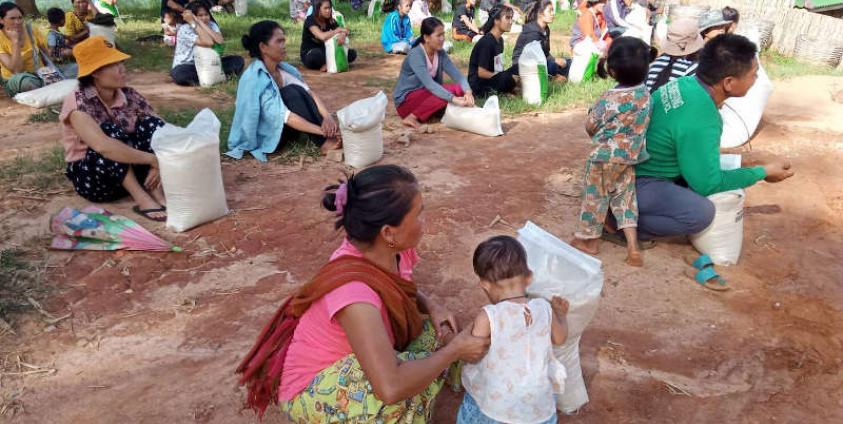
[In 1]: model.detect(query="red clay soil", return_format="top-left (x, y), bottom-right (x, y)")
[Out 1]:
top-left (1, 61), bottom-right (842, 423)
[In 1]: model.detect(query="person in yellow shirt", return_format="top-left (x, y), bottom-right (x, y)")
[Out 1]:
top-left (64, 0), bottom-right (95, 45)
top-left (0, 2), bottom-right (49, 96)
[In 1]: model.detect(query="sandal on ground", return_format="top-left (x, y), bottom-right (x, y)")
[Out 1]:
top-left (132, 205), bottom-right (167, 222)
top-left (686, 254), bottom-right (714, 271)
top-left (687, 266), bottom-right (730, 291)
top-left (600, 231), bottom-right (656, 250)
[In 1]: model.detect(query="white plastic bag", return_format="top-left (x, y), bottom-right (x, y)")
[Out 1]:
top-left (234, 0), bottom-right (247, 16)
top-left (690, 155), bottom-right (745, 265)
top-left (338, 91), bottom-right (388, 168)
top-left (569, 38), bottom-right (600, 84)
top-left (518, 40), bottom-right (549, 105)
top-left (193, 47), bottom-right (226, 87)
top-left (720, 62), bottom-right (773, 149)
top-left (517, 221), bottom-right (603, 414)
top-left (623, 4), bottom-right (653, 45)
top-left (391, 41), bottom-right (411, 54)
top-left (14, 79), bottom-right (78, 108)
top-left (441, 95), bottom-right (503, 137)
top-left (326, 34), bottom-right (350, 73)
top-left (87, 23), bottom-right (116, 43)
top-left (151, 109), bottom-right (229, 232)
top-left (368, 0), bottom-right (384, 18)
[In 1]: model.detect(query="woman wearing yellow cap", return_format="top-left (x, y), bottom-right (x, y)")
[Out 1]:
top-left (59, 36), bottom-right (168, 222)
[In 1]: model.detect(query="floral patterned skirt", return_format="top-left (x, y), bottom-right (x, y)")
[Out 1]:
top-left (282, 321), bottom-right (458, 423)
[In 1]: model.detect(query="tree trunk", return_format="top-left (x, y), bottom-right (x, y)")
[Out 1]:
top-left (16, 0), bottom-right (40, 17)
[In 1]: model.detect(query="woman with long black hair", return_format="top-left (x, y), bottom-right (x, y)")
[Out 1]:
top-left (300, 0), bottom-right (357, 70)
top-left (511, 0), bottom-right (569, 79)
top-left (468, 5), bottom-right (517, 97)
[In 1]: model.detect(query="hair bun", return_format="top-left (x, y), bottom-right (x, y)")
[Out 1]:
top-left (241, 34), bottom-right (252, 50)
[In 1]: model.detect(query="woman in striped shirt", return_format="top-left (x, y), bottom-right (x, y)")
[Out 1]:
top-left (646, 17), bottom-right (703, 93)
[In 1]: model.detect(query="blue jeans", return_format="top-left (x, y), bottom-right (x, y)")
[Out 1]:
top-left (457, 393), bottom-right (558, 424)
top-left (635, 176), bottom-right (715, 240)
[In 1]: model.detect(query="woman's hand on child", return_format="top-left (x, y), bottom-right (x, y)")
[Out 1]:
top-left (551, 296), bottom-right (569, 316)
top-left (451, 323), bottom-right (490, 363)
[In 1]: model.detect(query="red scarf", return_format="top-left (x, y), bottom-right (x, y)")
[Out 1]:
top-left (235, 255), bottom-right (424, 419)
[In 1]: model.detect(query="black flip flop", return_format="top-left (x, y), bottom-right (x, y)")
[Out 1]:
top-left (132, 205), bottom-right (167, 222)
top-left (600, 231), bottom-right (657, 250)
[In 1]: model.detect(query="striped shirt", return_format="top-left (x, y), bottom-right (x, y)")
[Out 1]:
top-left (646, 54), bottom-right (699, 92)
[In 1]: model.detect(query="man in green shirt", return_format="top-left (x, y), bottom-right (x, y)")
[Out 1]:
top-left (634, 34), bottom-right (793, 240)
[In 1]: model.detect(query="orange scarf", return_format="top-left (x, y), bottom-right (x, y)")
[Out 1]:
top-left (236, 255), bottom-right (424, 418)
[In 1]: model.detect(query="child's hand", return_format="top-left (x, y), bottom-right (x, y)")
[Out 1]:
top-left (551, 296), bottom-right (569, 316)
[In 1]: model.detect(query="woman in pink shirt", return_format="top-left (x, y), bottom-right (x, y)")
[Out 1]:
top-left (238, 164), bottom-right (489, 422)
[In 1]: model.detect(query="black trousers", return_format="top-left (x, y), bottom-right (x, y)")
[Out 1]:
top-left (470, 66), bottom-right (518, 97)
top-left (170, 55), bottom-right (246, 86)
top-left (280, 84), bottom-right (326, 146)
top-left (301, 47), bottom-right (358, 70)
top-left (66, 116), bottom-right (165, 202)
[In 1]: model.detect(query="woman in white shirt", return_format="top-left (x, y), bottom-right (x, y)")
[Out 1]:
top-left (170, 2), bottom-right (244, 86)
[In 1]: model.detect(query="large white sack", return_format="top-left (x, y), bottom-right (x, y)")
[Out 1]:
top-left (517, 221), bottom-right (603, 414)
top-left (519, 40), bottom-right (548, 105)
top-left (14, 79), bottom-right (78, 108)
top-left (152, 109), bottom-right (229, 232)
top-left (441, 95), bottom-right (503, 137)
top-left (194, 47), bottom-right (226, 87)
top-left (569, 38), bottom-right (600, 84)
top-left (720, 54), bottom-right (773, 148)
top-left (690, 155), bottom-right (745, 265)
top-left (623, 4), bottom-right (653, 45)
top-left (326, 34), bottom-right (350, 73)
top-left (338, 91), bottom-right (388, 168)
top-left (87, 23), bottom-right (116, 43)
top-left (234, 0), bottom-right (247, 16)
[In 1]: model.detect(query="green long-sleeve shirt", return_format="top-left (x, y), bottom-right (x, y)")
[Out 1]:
top-left (635, 76), bottom-right (766, 196)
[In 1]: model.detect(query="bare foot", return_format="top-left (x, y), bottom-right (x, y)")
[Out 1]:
top-left (320, 138), bottom-right (342, 155)
top-left (570, 238), bottom-right (599, 255)
top-left (626, 251), bottom-right (643, 267)
top-left (402, 114), bottom-right (422, 129)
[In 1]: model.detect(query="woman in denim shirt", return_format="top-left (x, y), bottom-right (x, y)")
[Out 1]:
top-left (227, 20), bottom-right (340, 161)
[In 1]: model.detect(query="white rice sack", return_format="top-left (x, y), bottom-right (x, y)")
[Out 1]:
top-left (152, 109), bottom-right (229, 232)
top-left (569, 38), bottom-right (600, 84)
top-left (326, 34), bottom-right (350, 73)
top-left (518, 40), bottom-right (548, 105)
top-left (517, 221), bottom-right (603, 414)
top-left (193, 47), bottom-right (226, 88)
top-left (338, 91), bottom-right (388, 168)
top-left (391, 41), bottom-right (411, 54)
top-left (87, 23), bottom-right (116, 43)
top-left (690, 155), bottom-right (746, 265)
top-left (234, 0), bottom-right (248, 16)
top-left (720, 62), bottom-right (773, 149)
top-left (14, 79), bottom-right (78, 108)
top-left (441, 95), bottom-right (503, 137)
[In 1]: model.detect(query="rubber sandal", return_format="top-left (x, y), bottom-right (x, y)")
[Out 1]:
top-left (688, 254), bottom-right (714, 271)
top-left (600, 231), bottom-right (657, 250)
top-left (689, 267), bottom-right (730, 291)
top-left (132, 205), bottom-right (167, 222)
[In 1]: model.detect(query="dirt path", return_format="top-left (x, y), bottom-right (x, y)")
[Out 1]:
top-left (1, 65), bottom-right (842, 423)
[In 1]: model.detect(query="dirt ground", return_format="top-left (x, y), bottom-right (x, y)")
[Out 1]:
top-left (1, 52), bottom-right (842, 424)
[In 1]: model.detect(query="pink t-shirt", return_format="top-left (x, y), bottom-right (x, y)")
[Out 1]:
top-left (278, 239), bottom-right (419, 401)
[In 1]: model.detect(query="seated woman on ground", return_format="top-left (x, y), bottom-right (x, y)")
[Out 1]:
top-left (0, 2), bottom-right (51, 96)
top-left (511, 0), bottom-right (569, 81)
top-left (452, 0), bottom-right (482, 42)
top-left (300, 0), bottom-right (357, 71)
top-left (60, 37), bottom-right (167, 221)
top-left (570, 0), bottom-right (608, 53)
top-left (236, 164), bottom-right (488, 423)
top-left (645, 17), bottom-right (702, 93)
top-left (170, 1), bottom-right (244, 86)
top-left (698, 9), bottom-right (732, 43)
top-left (382, 0), bottom-right (414, 54)
top-left (64, 0), bottom-right (94, 46)
top-left (227, 20), bottom-right (341, 161)
top-left (468, 5), bottom-right (518, 97)
top-left (393, 17), bottom-right (474, 129)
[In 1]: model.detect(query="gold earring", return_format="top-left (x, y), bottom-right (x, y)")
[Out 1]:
top-left (388, 240), bottom-right (396, 249)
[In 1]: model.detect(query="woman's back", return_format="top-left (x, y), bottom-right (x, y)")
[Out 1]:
top-left (462, 298), bottom-right (565, 423)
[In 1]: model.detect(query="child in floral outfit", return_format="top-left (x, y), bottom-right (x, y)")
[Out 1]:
top-left (570, 37), bottom-right (652, 267)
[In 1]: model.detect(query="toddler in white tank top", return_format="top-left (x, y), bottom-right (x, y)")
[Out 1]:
top-left (458, 236), bottom-right (570, 424)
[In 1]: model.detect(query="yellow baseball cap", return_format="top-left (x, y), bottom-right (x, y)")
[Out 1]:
top-left (73, 36), bottom-right (131, 78)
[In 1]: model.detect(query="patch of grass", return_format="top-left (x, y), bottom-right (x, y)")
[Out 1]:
top-left (0, 147), bottom-right (66, 192)
top-left (27, 109), bottom-right (59, 123)
top-left (492, 77), bottom-right (614, 115)
top-left (761, 50), bottom-right (843, 80)
top-left (0, 249), bottom-right (49, 328)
